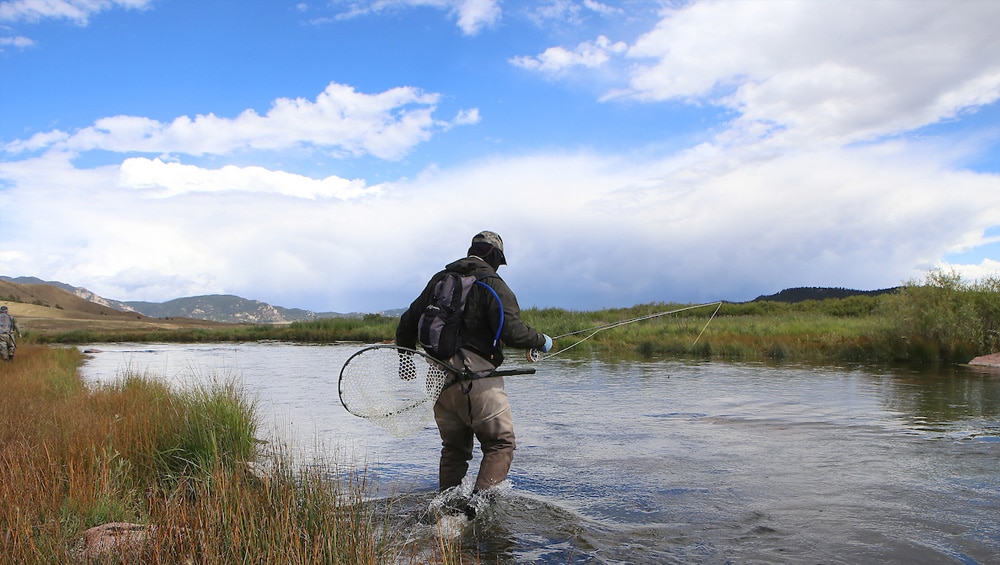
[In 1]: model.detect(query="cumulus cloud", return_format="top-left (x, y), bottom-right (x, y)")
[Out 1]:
top-left (618, 0), bottom-right (1000, 146)
top-left (329, 0), bottom-right (499, 35)
top-left (4, 82), bottom-right (473, 160)
top-left (4, 131), bottom-right (994, 312)
top-left (452, 0), bottom-right (500, 35)
top-left (525, 0), bottom-right (622, 27)
top-left (0, 0), bottom-right (152, 25)
top-left (0, 35), bottom-right (34, 49)
top-left (2, 0), bottom-right (997, 312)
top-left (118, 158), bottom-right (379, 200)
top-left (510, 35), bottom-right (627, 74)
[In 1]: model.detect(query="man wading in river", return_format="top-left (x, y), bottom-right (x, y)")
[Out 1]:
top-left (395, 231), bottom-right (552, 510)
top-left (0, 305), bottom-right (21, 362)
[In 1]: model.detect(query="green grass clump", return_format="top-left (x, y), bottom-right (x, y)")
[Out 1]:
top-left (35, 270), bottom-right (999, 366)
top-left (0, 345), bottom-right (457, 564)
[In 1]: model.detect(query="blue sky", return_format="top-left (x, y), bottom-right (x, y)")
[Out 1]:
top-left (1, 0), bottom-right (998, 313)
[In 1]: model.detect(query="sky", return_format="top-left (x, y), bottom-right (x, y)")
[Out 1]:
top-left (1, 0), bottom-right (998, 314)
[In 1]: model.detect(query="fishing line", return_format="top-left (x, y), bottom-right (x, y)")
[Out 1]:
top-left (339, 303), bottom-right (722, 435)
top-left (532, 301), bottom-right (723, 361)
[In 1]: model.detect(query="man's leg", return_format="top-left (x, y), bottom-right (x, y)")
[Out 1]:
top-left (472, 407), bottom-right (515, 492)
top-left (466, 377), bottom-right (516, 492)
top-left (434, 385), bottom-right (475, 491)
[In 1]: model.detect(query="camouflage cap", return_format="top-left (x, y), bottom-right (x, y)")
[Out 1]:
top-left (471, 230), bottom-right (507, 264)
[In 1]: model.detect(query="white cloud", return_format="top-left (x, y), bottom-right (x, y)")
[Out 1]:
top-left (0, 35), bottom-right (34, 49)
top-left (0, 0), bottom-right (152, 25)
top-left (526, 0), bottom-right (621, 27)
top-left (618, 0), bottom-right (1000, 145)
top-left (452, 0), bottom-right (500, 35)
top-left (118, 158), bottom-right (379, 200)
top-left (2, 1), bottom-right (998, 313)
top-left (451, 108), bottom-right (481, 127)
top-left (510, 35), bottom-right (626, 74)
top-left (938, 259), bottom-right (1000, 285)
top-left (3, 134), bottom-right (995, 311)
top-left (328, 0), bottom-right (499, 36)
top-left (4, 82), bottom-right (470, 160)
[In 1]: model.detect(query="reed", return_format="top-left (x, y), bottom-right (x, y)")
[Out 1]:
top-left (0, 345), bottom-right (466, 564)
top-left (878, 270), bottom-right (1000, 363)
top-left (33, 270), bottom-right (998, 365)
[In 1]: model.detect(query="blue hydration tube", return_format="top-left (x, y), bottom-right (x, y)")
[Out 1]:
top-left (474, 280), bottom-right (503, 348)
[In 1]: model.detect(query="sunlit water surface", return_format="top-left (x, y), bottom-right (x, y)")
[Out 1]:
top-left (79, 343), bottom-right (1000, 564)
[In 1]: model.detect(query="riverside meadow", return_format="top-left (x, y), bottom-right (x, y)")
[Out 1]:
top-left (2, 271), bottom-right (997, 563)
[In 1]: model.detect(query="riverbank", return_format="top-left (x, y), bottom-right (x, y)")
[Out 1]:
top-left (73, 340), bottom-right (1000, 563)
top-left (970, 352), bottom-right (1000, 367)
top-left (10, 270), bottom-right (1000, 366)
top-left (0, 344), bottom-right (461, 564)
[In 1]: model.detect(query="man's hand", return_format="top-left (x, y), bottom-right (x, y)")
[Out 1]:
top-left (539, 334), bottom-right (553, 353)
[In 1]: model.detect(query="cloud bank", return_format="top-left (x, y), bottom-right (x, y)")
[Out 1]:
top-left (1, 0), bottom-right (997, 313)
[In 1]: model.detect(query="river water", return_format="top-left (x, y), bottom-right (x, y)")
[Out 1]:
top-left (78, 342), bottom-right (1000, 564)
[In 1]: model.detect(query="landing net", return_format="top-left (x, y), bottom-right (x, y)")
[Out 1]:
top-left (339, 345), bottom-right (536, 438)
top-left (338, 345), bottom-right (452, 438)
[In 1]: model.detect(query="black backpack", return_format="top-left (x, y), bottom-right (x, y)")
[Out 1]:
top-left (417, 272), bottom-right (503, 360)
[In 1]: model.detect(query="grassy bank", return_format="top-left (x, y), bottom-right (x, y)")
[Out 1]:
top-left (540, 271), bottom-right (997, 364)
top-left (32, 271), bottom-right (999, 365)
top-left (0, 345), bottom-right (460, 564)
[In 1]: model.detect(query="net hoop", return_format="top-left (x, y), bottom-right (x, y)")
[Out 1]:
top-left (338, 344), bottom-right (534, 437)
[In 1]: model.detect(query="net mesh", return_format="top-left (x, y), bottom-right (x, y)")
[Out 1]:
top-left (339, 346), bottom-right (451, 438)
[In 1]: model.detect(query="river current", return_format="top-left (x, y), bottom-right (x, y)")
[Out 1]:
top-left (78, 342), bottom-right (1000, 564)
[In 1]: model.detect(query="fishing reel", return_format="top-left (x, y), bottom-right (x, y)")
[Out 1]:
top-left (526, 349), bottom-right (541, 363)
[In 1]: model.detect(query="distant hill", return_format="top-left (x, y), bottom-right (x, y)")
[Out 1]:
top-left (0, 276), bottom-right (380, 324)
top-left (752, 286), bottom-right (899, 303)
top-left (120, 295), bottom-right (359, 325)
top-left (0, 278), bottom-right (144, 318)
top-left (0, 278), bottom-right (236, 335)
top-left (4, 275), bottom-right (900, 324)
top-left (2, 276), bottom-right (139, 312)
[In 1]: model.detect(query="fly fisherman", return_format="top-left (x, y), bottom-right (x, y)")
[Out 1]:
top-left (395, 231), bottom-right (553, 509)
top-left (0, 305), bottom-right (22, 362)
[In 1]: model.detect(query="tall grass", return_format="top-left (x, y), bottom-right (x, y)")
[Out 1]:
top-left (31, 270), bottom-right (999, 365)
top-left (879, 270), bottom-right (1000, 363)
top-left (38, 314), bottom-right (401, 345)
top-left (517, 271), bottom-right (998, 364)
top-left (0, 344), bottom-right (462, 564)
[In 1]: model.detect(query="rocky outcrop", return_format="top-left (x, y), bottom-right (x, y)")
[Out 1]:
top-left (969, 353), bottom-right (1000, 368)
top-left (76, 522), bottom-right (151, 560)
top-left (75, 522), bottom-right (197, 561)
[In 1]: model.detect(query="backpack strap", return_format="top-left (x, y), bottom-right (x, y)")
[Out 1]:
top-left (473, 279), bottom-right (503, 349)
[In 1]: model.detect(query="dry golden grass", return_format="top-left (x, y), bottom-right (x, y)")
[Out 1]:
top-left (0, 344), bottom-right (470, 564)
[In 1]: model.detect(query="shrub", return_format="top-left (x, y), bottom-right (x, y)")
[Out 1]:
top-left (879, 270), bottom-right (999, 363)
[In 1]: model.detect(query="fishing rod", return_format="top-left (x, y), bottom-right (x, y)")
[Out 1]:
top-left (529, 301), bottom-right (723, 362)
top-left (339, 301), bottom-right (722, 436)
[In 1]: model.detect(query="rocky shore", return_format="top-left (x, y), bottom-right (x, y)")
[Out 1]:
top-left (969, 353), bottom-right (1000, 368)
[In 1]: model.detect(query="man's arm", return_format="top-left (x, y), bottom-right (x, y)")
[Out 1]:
top-left (395, 274), bottom-right (440, 349)
top-left (489, 277), bottom-right (547, 350)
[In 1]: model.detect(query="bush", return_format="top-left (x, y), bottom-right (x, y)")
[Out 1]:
top-left (879, 270), bottom-right (1000, 363)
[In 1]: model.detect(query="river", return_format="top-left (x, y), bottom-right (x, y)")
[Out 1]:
top-left (78, 342), bottom-right (1000, 564)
